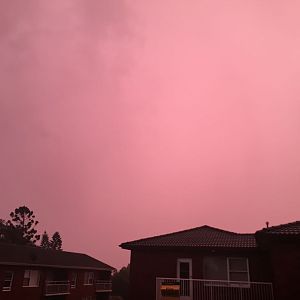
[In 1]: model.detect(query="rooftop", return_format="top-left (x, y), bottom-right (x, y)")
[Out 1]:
top-left (120, 225), bottom-right (257, 250)
top-left (0, 243), bottom-right (115, 271)
top-left (256, 221), bottom-right (300, 236)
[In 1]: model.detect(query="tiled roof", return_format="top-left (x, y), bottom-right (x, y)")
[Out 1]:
top-left (120, 225), bottom-right (257, 250)
top-left (0, 243), bottom-right (115, 271)
top-left (256, 221), bottom-right (300, 236)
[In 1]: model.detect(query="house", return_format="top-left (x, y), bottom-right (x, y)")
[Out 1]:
top-left (120, 224), bottom-right (288, 300)
top-left (255, 221), bottom-right (300, 300)
top-left (0, 243), bottom-right (115, 300)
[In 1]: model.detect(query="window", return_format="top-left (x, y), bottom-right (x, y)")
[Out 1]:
top-left (228, 258), bottom-right (249, 282)
top-left (84, 272), bottom-right (94, 285)
top-left (203, 256), bottom-right (249, 284)
top-left (3, 271), bottom-right (14, 291)
top-left (203, 257), bottom-right (228, 280)
top-left (71, 272), bottom-right (77, 288)
top-left (23, 270), bottom-right (40, 287)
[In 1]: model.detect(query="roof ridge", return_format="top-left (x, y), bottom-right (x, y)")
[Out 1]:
top-left (0, 243), bottom-right (115, 270)
top-left (120, 225), bottom-right (215, 246)
top-left (261, 220), bottom-right (300, 230)
top-left (257, 220), bottom-right (300, 233)
top-left (120, 225), bottom-right (255, 248)
top-left (1, 243), bottom-right (89, 257)
top-left (203, 226), bottom-right (254, 236)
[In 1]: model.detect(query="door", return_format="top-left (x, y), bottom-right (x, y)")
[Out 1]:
top-left (177, 259), bottom-right (193, 300)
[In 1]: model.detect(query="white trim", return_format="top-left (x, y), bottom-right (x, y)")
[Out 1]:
top-left (44, 280), bottom-right (71, 296)
top-left (156, 277), bottom-right (274, 300)
top-left (45, 293), bottom-right (69, 296)
top-left (70, 272), bottom-right (77, 288)
top-left (84, 271), bottom-right (94, 285)
top-left (23, 269), bottom-right (40, 287)
top-left (176, 258), bottom-right (192, 279)
top-left (157, 277), bottom-right (273, 285)
top-left (95, 280), bottom-right (112, 292)
top-left (177, 258), bottom-right (193, 300)
top-left (2, 271), bottom-right (14, 292)
top-left (227, 257), bottom-right (250, 282)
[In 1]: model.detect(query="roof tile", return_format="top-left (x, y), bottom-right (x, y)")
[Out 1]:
top-left (257, 221), bottom-right (300, 235)
top-left (0, 243), bottom-right (115, 271)
top-left (120, 225), bottom-right (257, 249)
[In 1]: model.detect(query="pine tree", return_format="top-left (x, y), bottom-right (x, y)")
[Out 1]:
top-left (50, 231), bottom-right (62, 250)
top-left (7, 206), bottom-right (40, 244)
top-left (40, 231), bottom-right (50, 249)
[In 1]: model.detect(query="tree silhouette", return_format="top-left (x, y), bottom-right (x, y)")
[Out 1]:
top-left (112, 264), bottom-right (130, 300)
top-left (0, 220), bottom-right (25, 244)
top-left (0, 219), bottom-right (7, 241)
top-left (40, 231), bottom-right (50, 249)
top-left (2, 207), bottom-right (63, 250)
top-left (50, 231), bottom-right (62, 250)
top-left (7, 206), bottom-right (40, 244)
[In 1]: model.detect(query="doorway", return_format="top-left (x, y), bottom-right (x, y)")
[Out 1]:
top-left (177, 259), bottom-right (193, 300)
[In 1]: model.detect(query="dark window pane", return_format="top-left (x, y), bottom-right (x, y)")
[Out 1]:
top-left (228, 258), bottom-right (247, 271)
top-left (179, 262), bottom-right (189, 278)
top-left (3, 281), bottom-right (11, 288)
top-left (23, 278), bottom-right (30, 286)
top-left (4, 272), bottom-right (13, 280)
top-left (203, 257), bottom-right (227, 280)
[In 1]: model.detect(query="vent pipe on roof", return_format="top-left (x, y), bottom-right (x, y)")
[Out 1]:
top-left (266, 221), bottom-right (269, 228)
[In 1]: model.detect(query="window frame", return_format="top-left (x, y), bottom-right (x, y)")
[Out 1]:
top-left (84, 272), bottom-right (94, 285)
top-left (227, 257), bottom-right (250, 284)
top-left (71, 272), bottom-right (77, 288)
top-left (203, 256), bottom-right (250, 288)
top-left (22, 269), bottom-right (40, 287)
top-left (2, 271), bottom-right (14, 292)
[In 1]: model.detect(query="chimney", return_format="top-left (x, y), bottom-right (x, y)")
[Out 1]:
top-left (266, 221), bottom-right (269, 228)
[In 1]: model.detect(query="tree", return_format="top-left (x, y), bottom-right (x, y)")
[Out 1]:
top-left (0, 219), bottom-right (6, 241)
top-left (0, 219), bottom-right (26, 244)
top-left (112, 264), bottom-right (130, 300)
top-left (7, 206), bottom-right (40, 245)
top-left (40, 231), bottom-right (50, 249)
top-left (50, 231), bottom-right (62, 250)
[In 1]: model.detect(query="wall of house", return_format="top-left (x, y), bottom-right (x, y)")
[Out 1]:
top-left (268, 242), bottom-right (300, 300)
top-left (66, 269), bottom-right (110, 300)
top-left (0, 265), bottom-right (45, 300)
top-left (129, 247), bottom-right (271, 300)
top-left (0, 266), bottom-right (111, 300)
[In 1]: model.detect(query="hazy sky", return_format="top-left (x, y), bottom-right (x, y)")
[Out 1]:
top-left (1, 0), bottom-right (300, 269)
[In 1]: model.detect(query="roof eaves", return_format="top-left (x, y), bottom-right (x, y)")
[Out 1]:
top-left (255, 220), bottom-right (300, 235)
top-left (0, 261), bottom-right (115, 271)
top-left (119, 225), bottom-right (242, 249)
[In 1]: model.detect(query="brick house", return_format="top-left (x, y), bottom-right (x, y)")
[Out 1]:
top-left (0, 243), bottom-right (114, 300)
top-left (255, 221), bottom-right (300, 300)
top-left (120, 222), bottom-right (299, 300)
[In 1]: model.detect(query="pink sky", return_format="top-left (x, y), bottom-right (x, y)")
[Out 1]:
top-left (1, 0), bottom-right (300, 269)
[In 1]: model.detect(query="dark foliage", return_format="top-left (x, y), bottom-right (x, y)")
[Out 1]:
top-left (0, 220), bottom-right (26, 244)
top-left (50, 231), bottom-right (63, 250)
top-left (7, 206), bottom-right (40, 244)
top-left (40, 231), bottom-right (50, 249)
top-left (112, 264), bottom-right (130, 300)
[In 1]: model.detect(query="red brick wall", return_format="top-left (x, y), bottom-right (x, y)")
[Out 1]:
top-left (0, 265), bottom-right (45, 300)
top-left (129, 248), bottom-right (270, 300)
top-left (0, 266), bottom-right (111, 300)
top-left (269, 243), bottom-right (300, 300)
